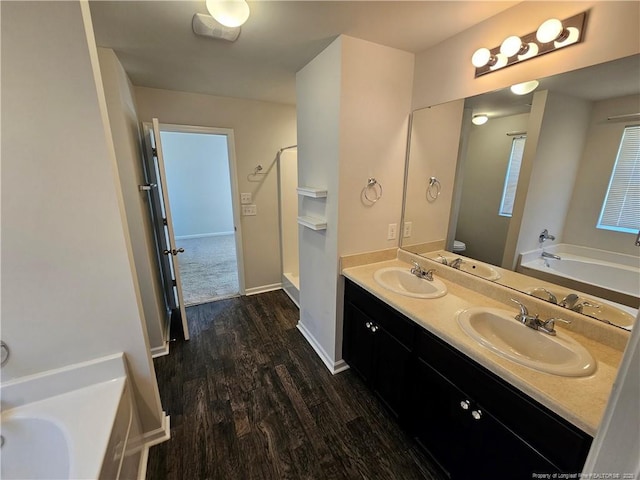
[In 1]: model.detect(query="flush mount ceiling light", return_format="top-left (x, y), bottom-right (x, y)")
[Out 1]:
top-left (471, 12), bottom-right (586, 77)
top-left (206, 0), bottom-right (250, 28)
top-left (472, 114), bottom-right (489, 125)
top-left (510, 80), bottom-right (540, 95)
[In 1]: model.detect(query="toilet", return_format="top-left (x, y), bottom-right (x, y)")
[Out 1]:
top-left (453, 240), bottom-right (467, 253)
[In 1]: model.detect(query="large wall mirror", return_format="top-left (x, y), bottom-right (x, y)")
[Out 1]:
top-left (401, 54), bottom-right (639, 331)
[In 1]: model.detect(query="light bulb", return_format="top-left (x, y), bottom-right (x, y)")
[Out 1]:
top-left (472, 114), bottom-right (489, 126)
top-left (536, 18), bottom-right (564, 43)
top-left (510, 80), bottom-right (539, 95)
top-left (206, 0), bottom-right (250, 28)
top-left (500, 36), bottom-right (523, 57)
top-left (517, 42), bottom-right (539, 61)
top-left (471, 48), bottom-right (491, 68)
top-left (489, 53), bottom-right (508, 71)
top-left (555, 27), bottom-right (580, 48)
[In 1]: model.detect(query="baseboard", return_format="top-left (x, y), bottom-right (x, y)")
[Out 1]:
top-left (142, 413), bottom-right (171, 449)
top-left (282, 285), bottom-right (300, 308)
top-left (175, 232), bottom-right (234, 240)
top-left (245, 283), bottom-right (282, 296)
top-left (296, 321), bottom-right (350, 375)
top-left (151, 342), bottom-right (170, 358)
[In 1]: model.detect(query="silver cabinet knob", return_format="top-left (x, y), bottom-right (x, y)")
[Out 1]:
top-left (365, 322), bottom-right (372, 329)
top-left (460, 400), bottom-right (470, 410)
top-left (371, 325), bottom-right (379, 333)
top-left (471, 409), bottom-right (482, 420)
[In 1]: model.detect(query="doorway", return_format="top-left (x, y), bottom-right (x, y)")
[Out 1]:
top-left (159, 125), bottom-right (245, 306)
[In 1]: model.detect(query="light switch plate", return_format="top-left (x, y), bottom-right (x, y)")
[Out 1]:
top-left (387, 223), bottom-right (397, 240)
top-left (240, 193), bottom-right (252, 204)
top-left (242, 204), bottom-right (257, 216)
top-left (403, 222), bottom-right (412, 238)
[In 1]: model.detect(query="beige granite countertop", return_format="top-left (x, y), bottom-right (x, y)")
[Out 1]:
top-left (342, 257), bottom-right (627, 436)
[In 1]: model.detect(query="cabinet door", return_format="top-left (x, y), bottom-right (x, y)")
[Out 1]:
top-left (343, 303), bottom-right (375, 384)
top-left (412, 357), bottom-right (469, 478)
top-left (372, 325), bottom-right (411, 420)
top-left (412, 357), bottom-right (558, 480)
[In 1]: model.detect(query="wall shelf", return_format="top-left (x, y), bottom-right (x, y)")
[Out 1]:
top-left (297, 186), bottom-right (328, 198)
top-left (297, 216), bottom-right (327, 231)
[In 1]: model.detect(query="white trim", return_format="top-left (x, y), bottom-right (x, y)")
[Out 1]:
top-left (151, 342), bottom-right (170, 358)
top-left (175, 231), bottom-right (234, 240)
top-left (244, 283), bottom-right (282, 296)
top-left (296, 321), bottom-right (350, 375)
top-left (140, 413), bottom-right (171, 449)
top-left (137, 445), bottom-right (150, 480)
top-left (282, 284), bottom-right (300, 308)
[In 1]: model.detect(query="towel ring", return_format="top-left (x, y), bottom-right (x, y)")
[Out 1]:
top-left (363, 177), bottom-right (383, 203)
top-left (427, 176), bottom-right (441, 201)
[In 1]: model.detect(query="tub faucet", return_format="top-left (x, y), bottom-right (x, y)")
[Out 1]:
top-left (539, 229), bottom-right (556, 244)
top-left (410, 261), bottom-right (435, 281)
top-left (541, 251), bottom-right (561, 260)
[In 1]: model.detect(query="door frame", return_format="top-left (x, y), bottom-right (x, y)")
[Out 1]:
top-left (157, 123), bottom-right (246, 296)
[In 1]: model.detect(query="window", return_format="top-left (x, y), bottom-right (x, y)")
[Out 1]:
top-left (499, 136), bottom-right (526, 217)
top-left (597, 125), bottom-right (640, 234)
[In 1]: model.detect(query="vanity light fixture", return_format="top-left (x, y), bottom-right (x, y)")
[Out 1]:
top-left (510, 80), bottom-right (540, 95)
top-left (472, 114), bottom-right (489, 126)
top-left (206, 0), bottom-right (250, 28)
top-left (471, 12), bottom-right (586, 77)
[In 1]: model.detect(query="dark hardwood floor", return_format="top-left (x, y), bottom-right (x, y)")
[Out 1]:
top-left (146, 290), bottom-right (444, 480)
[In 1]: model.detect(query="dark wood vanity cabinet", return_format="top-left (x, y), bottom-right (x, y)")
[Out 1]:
top-left (342, 279), bottom-right (593, 480)
top-left (342, 280), bottom-right (414, 420)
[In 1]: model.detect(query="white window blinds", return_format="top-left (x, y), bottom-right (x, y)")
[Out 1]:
top-left (499, 136), bottom-right (526, 217)
top-left (597, 125), bottom-right (640, 234)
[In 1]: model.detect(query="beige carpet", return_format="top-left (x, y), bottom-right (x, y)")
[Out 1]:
top-left (176, 234), bottom-right (239, 306)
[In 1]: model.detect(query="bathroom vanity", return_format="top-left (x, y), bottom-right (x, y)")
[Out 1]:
top-left (342, 256), bottom-right (627, 480)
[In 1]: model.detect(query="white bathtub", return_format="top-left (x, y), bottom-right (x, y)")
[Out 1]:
top-left (0, 354), bottom-right (133, 480)
top-left (518, 244), bottom-right (640, 309)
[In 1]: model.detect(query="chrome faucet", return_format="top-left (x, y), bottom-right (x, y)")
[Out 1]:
top-left (541, 251), bottom-right (561, 260)
top-left (539, 229), bottom-right (556, 244)
top-left (510, 299), bottom-right (571, 336)
top-left (410, 261), bottom-right (435, 281)
top-left (437, 254), bottom-right (448, 266)
top-left (559, 293), bottom-right (600, 313)
top-left (449, 258), bottom-right (464, 269)
top-left (532, 287), bottom-right (558, 304)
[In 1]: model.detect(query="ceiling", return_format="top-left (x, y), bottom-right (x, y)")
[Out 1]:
top-left (89, 1), bottom-right (518, 105)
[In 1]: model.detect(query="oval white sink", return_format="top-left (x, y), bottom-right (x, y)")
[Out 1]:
top-left (438, 255), bottom-right (501, 281)
top-left (374, 267), bottom-right (447, 299)
top-left (457, 307), bottom-right (596, 377)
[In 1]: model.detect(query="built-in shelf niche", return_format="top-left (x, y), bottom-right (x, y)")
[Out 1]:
top-left (297, 216), bottom-right (327, 231)
top-left (296, 186), bottom-right (328, 198)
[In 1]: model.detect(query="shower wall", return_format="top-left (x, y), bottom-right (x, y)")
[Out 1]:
top-left (279, 150), bottom-right (300, 305)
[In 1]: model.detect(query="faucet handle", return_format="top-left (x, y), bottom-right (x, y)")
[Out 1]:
top-left (510, 298), bottom-right (529, 316)
top-left (541, 317), bottom-right (571, 333)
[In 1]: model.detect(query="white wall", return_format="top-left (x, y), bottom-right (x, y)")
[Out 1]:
top-left (296, 37), bottom-right (343, 369)
top-left (161, 132), bottom-right (234, 238)
top-left (1, 1), bottom-right (163, 433)
top-left (97, 48), bottom-right (168, 355)
top-left (296, 35), bottom-right (414, 369)
top-left (512, 91), bottom-right (591, 264)
top-left (279, 150), bottom-right (299, 277)
top-left (456, 113), bottom-right (530, 265)
top-left (134, 87), bottom-right (296, 291)
top-left (412, 1), bottom-right (640, 109)
top-left (564, 94), bottom-right (640, 256)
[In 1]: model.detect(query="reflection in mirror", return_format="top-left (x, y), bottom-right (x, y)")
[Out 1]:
top-left (401, 54), bottom-right (640, 331)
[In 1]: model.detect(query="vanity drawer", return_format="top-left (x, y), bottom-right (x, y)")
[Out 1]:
top-left (345, 280), bottom-right (415, 349)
